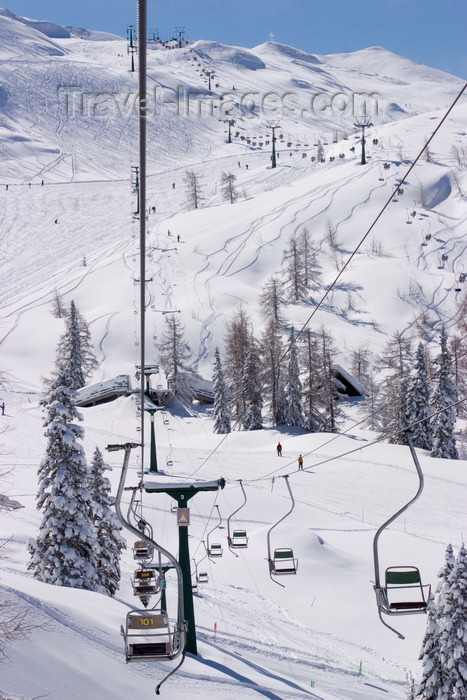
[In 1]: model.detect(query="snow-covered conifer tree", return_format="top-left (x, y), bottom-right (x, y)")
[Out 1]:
top-left (406, 343), bottom-right (433, 450)
top-left (213, 348), bottom-right (231, 434)
top-left (431, 327), bottom-right (458, 459)
top-left (28, 367), bottom-right (98, 589)
top-left (56, 300), bottom-right (86, 389)
top-left (436, 544), bottom-right (467, 699)
top-left (416, 596), bottom-right (442, 699)
top-left (88, 447), bottom-right (125, 596)
top-left (284, 329), bottom-right (303, 427)
top-left (242, 345), bottom-right (263, 431)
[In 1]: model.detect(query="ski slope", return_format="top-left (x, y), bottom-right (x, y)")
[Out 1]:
top-left (0, 11), bottom-right (466, 700)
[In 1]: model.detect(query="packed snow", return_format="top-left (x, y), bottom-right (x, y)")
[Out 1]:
top-left (0, 9), bottom-right (466, 700)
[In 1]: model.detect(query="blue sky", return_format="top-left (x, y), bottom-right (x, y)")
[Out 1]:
top-left (4, 0), bottom-right (467, 78)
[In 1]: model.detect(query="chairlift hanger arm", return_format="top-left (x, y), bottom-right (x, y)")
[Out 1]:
top-left (373, 438), bottom-right (424, 587)
top-left (267, 475), bottom-right (295, 586)
top-left (227, 479), bottom-right (247, 541)
top-left (207, 505), bottom-right (222, 541)
top-left (267, 475), bottom-right (295, 552)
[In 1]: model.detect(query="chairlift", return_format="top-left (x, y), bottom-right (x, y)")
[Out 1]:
top-left (192, 556), bottom-right (209, 585)
top-left (133, 539), bottom-right (155, 561)
top-left (112, 443), bottom-right (187, 694)
top-left (121, 609), bottom-right (183, 662)
top-left (132, 567), bottom-right (161, 606)
top-left (267, 475), bottom-right (298, 587)
top-left (207, 505), bottom-right (223, 558)
top-left (227, 480), bottom-right (248, 555)
top-left (373, 438), bottom-right (431, 639)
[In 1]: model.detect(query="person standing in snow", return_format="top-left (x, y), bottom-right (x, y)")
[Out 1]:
top-left (276, 442), bottom-right (282, 456)
top-left (0, 402), bottom-right (5, 416)
top-left (298, 455), bottom-right (303, 470)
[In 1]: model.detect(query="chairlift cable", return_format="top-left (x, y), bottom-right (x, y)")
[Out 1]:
top-left (242, 395), bottom-right (467, 485)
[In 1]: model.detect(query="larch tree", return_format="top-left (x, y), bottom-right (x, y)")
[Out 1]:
top-left (157, 315), bottom-right (195, 403)
top-left (282, 234), bottom-right (308, 303)
top-left (28, 366), bottom-right (98, 590)
top-left (284, 329), bottom-right (303, 427)
top-left (406, 343), bottom-right (433, 450)
top-left (51, 289), bottom-right (66, 319)
top-left (430, 326), bottom-right (459, 459)
top-left (184, 170), bottom-right (204, 209)
top-left (88, 447), bottom-right (126, 596)
top-left (213, 348), bottom-right (232, 434)
top-left (224, 307), bottom-right (253, 422)
top-left (299, 328), bottom-right (322, 432)
top-left (221, 172), bottom-right (238, 204)
top-left (260, 317), bottom-right (286, 426)
top-left (316, 326), bottom-right (342, 432)
top-left (298, 227), bottom-right (322, 302)
top-left (258, 275), bottom-right (286, 328)
top-left (376, 331), bottom-right (412, 444)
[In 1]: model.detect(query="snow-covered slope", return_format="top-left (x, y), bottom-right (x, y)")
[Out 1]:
top-left (0, 11), bottom-right (466, 700)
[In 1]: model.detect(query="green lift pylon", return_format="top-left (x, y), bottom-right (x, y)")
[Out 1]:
top-left (144, 478), bottom-right (225, 655)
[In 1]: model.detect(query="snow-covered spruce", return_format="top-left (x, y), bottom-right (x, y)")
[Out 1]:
top-left (28, 367), bottom-right (98, 589)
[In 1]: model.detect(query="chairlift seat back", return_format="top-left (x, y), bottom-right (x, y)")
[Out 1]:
top-left (209, 543), bottom-right (223, 556)
top-left (231, 530), bottom-right (248, 547)
top-left (271, 547), bottom-right (298, 574)
top-left (384, 566), bottom-right (429, 612)
top-left (127, 611), bottom-right (169, 630)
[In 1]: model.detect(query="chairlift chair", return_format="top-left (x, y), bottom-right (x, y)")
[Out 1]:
top-left (266, 475), bottom-right (298, 587)
top-left (378, 566), bottom-right (430, 614)
top-left (192, 556), bottom-right (209, 585)
top-left (207, 505), bottom-right (223, 559)
top-left (227, 480), bottom-right (249, 554)
top-left (373, 439), bottom-right (431, 639)
top-left (209, 542), bottom-right (223, 557)
top-left (121, 609), bottom-right (184, 662)
top-left (270, 547), bottom-right (298, 575)
top-left (231, 529), bottom-right (248, 548)
top-left (132, 568), bottom-right (160, 599)
top-left (133, 539), bottom-right (155, 561)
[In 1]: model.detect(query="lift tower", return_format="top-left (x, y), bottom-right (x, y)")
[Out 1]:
top-left (267, 121), bottom-right (281, 168)
top-left (127, 25), bottom-right (137, 73)
top-left (144, 478), bottom-right (226, 655)
top-left (354, 116), bottom-right (373, 165)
